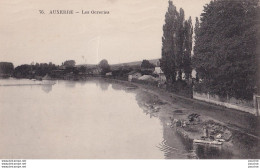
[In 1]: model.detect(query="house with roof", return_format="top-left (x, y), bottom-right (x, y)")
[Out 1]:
top-left (153, 67), bottom-right (166, 85)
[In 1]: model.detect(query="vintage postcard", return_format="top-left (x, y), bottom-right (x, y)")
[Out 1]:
top-left (0, 0), bottom-right (259, 161)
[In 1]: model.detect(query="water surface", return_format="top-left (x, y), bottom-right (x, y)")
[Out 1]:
top-left (2, 78), bottom-right (257, 159)
top-left (0, 78), bottom-right (190, 159)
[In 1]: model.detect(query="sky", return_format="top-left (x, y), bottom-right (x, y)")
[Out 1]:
top-left (0, 0), bottom-right (211, 66)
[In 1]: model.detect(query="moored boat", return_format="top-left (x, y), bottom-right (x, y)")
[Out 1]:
top-left (193, 139), bottom-right (223, 145)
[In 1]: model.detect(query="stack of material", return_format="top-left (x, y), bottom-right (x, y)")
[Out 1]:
top-left (138, 75), bottom-right (158, 82)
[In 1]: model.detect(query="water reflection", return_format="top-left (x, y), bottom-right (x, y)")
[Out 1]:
top-left (64, 81), bottom-right (76, 88)
top-left (98, 82), bottom-right (109, 91)
top-left (194, 144), bottom-right (233, 159)
top-left (231, 130), bottom-right (260, 158)
top-left (41, 85), bottom-right (52, 93)
top-left (111, 83), bottom-right (123, 91)
top-left (157, 121), bottom-right (189, 159)
top-left (135, 91), bottom-right (190, 159)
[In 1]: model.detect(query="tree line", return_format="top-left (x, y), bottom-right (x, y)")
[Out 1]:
top-left (161, 0), bottom-right (258, 100)
top-left (0, 62), bottom-right (14, 76)
top-left (193, 0), bottom-right (258, 100)
top-left (0, 59), bottom-right (113, 79)
top-left (160, 0), bottom-right (193, 84)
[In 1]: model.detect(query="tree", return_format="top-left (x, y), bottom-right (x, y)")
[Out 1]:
top-left (160, 0), bottom-right (179, 84)
top-left (64, 60), bottom-right (76, 67)
top-left (13, 64), bottom-right (31, 78)
top-left (160, 1), bottom-right (193, 83)
top-left (194, 17), bottom-right (200, 45)
top-left (13, 62), bottom-right (58, 78)
top-left (193, 17), bottom-right (200, 83)
top-left (0, 62), bottom-right (14, 75)
top-left (98, 59), bottom-right (110, 75)
top-left (141, 60), bottom-right (155, 69)
top-left (79, 66), bottom-right (87, 73)
top-left (183, 17), bottom-right (193, 80)
top-left (192, 0), bottom-right (259, 100)
top-left (175, 8), bottom-right (185, 80)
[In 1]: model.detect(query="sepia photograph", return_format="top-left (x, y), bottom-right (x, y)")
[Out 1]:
top-left (0, 0), bottom-right (259, 162)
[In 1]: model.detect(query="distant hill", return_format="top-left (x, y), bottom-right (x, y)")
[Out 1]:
top-left (111, 59), bottom-right (159, 67)
top-left (76, 58), bottom-right (160, 70)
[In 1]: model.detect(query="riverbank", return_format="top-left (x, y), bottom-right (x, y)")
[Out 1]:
top-left (100, 77), bottom-right (260, 158)
top-left (103, 78), bottom-right (259, 130)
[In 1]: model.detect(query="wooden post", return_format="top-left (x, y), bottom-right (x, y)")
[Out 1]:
top-left (255, 95), bottom-right (260, 116)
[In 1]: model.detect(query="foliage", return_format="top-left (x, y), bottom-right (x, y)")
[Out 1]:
top-left (141, 60), bottom-right (155, 69)
top-left (98, 59), bottom-right (111, 75)
top-left (13, 64), bottom-right (31, 78)
top-left (192, 0), bottom-right (259, 100)
top-left (79, 66), bottom-right (87, 73)
top-left (14, 63), bottom-right (57, 78)
top-left (63, 60), bottom-right (76, 67)
top-left (160, 1), bottom-right (193, 83)
top-left (0, 62), bottom-right (14, 75)
top-left (160, 1), bottom-right (178, 83)
top-left (182, 17), bottom-right (193, 80)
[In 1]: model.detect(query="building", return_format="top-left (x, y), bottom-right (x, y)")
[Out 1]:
top-left (105, 72), bottom-right (112, 76)
top-left (153, 67), bottom-right (166, 85)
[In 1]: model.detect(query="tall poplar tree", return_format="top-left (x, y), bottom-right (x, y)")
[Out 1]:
top-left (175, 8), bottom-right (185, 80)
top-left (160, 0), bottom-right (178, 83)
top-left (183, 17), bottom-right (193, 80)
top-left (161, 1), bottom-right (193, 84)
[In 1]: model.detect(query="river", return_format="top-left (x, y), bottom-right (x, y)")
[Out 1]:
top-left (0, 78), bottom-right (258, 159)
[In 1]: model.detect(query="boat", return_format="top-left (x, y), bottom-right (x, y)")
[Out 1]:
top-left (193, 139), bottom-right (223, 145)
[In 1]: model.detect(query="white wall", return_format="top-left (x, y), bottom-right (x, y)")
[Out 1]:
top-left (193, 91), bottom-right (257, 116)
